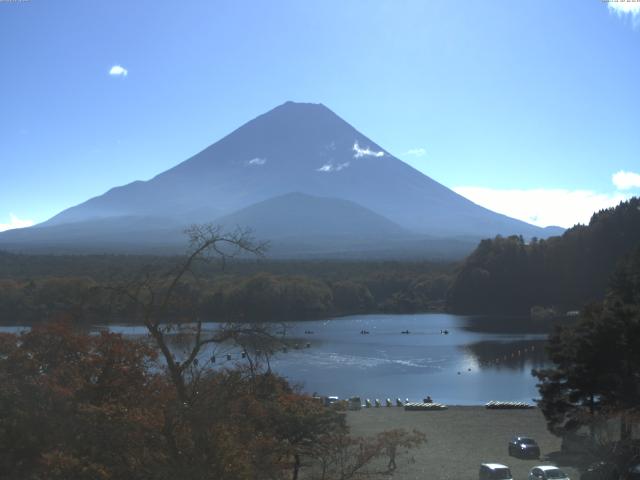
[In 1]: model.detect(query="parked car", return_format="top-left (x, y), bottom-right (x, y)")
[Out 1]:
top-left (348, 397), bottom-right (362, 410)
top-left (509, 436), bottom-right (541, 458)
top-left (580, 461), bottom-right (619, 480)
top-left (480, 463), bottom-right (514, 480)
top-left (324, 395), bottom-right (339, 406)
top-left (622, 463), bottom-right (640, 480)
top-left (529, 466), bottom-right (570, 480)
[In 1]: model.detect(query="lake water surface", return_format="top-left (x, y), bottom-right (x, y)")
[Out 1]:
top-left (1, 313), bottom-right (551, 405)
top-left (264, 314), bottom-right (549, 405)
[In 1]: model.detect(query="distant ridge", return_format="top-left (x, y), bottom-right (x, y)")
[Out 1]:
top-left (216, 192), bottom-right (408, 240)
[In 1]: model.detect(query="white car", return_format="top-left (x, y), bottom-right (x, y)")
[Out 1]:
top-left (529, 466), bottom-right (570, 480)
top-left (480, 463), bottom-right (513, 480)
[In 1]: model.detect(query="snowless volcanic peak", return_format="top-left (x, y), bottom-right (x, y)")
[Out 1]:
top-left (40, 101), bottom-right (394, 228)
top-left (0, 101), bottom-right (563, 256)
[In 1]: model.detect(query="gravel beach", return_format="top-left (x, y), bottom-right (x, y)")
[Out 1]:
top-left (346, 406), bottom-right (580, 480)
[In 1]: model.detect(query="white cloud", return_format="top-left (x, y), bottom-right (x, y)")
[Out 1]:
top-left (608, 2), bottom-right (640, 14)
top-left (109, 65), bottom-right (128, 77)
top-left (247, 157), bottom-right (267, 166)
top-left (453, 187), bottom-right (631, 228)
top-left (612, 170), bottom-right (640, 190)
top-left (353, 141), bottom-right (384, 159)
top-left (316, 162), bottom-right (350, 173)
top-left (607, 1), bottom-right (640, 26)
top-left (405, 148), bottom-right (427, 157)
top-left (0, 213), bottom-right (34, 232)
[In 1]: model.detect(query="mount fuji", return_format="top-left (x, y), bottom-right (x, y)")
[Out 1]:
top-left (0, 102), bottom-right (562, 258)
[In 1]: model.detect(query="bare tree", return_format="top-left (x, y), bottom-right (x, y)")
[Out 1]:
top-left (107, 226), bottom-right (428, 479)
top-left (308, 428), bottom-right (426, 480)
top-left (113, 224), bottom-right (272, 401)
top-left (105, 224), bottom-right (284, 471)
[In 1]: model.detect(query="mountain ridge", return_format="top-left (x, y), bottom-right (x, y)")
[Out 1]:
top-left (1, 101), bottom-right (564, 257)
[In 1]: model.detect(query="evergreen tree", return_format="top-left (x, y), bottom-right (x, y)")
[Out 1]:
top-left (534, 247), bottom-right (640, 444)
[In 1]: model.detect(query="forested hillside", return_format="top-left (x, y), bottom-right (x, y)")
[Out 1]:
top-left (0, 255), bottom-right (452, 324)
top-left (447, 197), bottom-right (640, 314)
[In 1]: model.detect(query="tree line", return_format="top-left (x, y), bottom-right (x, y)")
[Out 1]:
top-left (0, 257), bottom-right (452, 325)
top-left (448, 197), bottom-right (640, 314)
top-left (4, 197), bottom-right (638, 325)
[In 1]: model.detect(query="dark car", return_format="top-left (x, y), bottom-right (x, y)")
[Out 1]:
top-left (509, 436), bottom-right (541, 458)
top-left (580, 461), bottom-right (619, 480)
top-left (623, 463), bottom-right (640, 480)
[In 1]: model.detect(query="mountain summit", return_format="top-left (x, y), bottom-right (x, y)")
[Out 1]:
top-left (0, 102), bottom-right (562, 257)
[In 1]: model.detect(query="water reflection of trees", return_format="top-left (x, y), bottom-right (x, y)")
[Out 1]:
top-left (159, 327), bottom-right (325, 373)
top-left (461, 316), bottom-right (574, 334)
top-left (463, 339), bottom-right (548, 371)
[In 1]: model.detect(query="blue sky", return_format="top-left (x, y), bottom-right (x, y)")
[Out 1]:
top-left (1, 0), bottom-right (639, 230)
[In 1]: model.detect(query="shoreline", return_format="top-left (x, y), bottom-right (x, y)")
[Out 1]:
top-left (0, 310), bottom-right (539, 328)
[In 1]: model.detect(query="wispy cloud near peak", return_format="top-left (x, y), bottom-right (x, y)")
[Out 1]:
top-left (247, 157), bottom-right (267, 166)
top-left (353, 141), bottom-right (384, 159)
top-left (405, 148), bottom-right (427, 157)
top-left (316, 162), bottom-right (350, 173)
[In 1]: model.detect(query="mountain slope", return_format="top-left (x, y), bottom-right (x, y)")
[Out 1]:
top-left (213, 192), bottom-right (480, 259)
top-left (0, 193), bottom-right (479, 259)
top-left (0, 216), bottom-right (185, 254)
top-left (1, 101), bottom-right (562, 256)
top-left (216, 192), bottom-right (407, 240)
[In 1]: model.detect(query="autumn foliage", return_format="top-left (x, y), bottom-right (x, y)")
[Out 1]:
top-left (0, 322), bottom-right (164, 479)
top-left (0, 322), bottom-right (424, 480)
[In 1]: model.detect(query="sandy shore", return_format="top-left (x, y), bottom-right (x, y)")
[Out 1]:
top-left (345, 406), bottom-right (580, 480)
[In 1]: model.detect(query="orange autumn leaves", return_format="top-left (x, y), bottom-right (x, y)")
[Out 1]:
top-left (0, 322), bottom-right (166, 479)
top-left (0, 322), bottom-right (425, 480)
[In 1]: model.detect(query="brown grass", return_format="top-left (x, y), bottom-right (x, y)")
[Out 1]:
top-left (345, 406), bottom-right (580, 480)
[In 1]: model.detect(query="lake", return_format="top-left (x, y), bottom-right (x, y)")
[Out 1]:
top-left (264, 314), bottom-right (549, 405)
top-left (1, 313), bottom-right (551, 405)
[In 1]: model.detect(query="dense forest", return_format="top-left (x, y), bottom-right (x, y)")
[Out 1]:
top-left (448, 197), bottom-right (640, 314)
top-left (0, 253), bottom-right (453, 325)
top-left (3, 197), bottom-right (638, 324)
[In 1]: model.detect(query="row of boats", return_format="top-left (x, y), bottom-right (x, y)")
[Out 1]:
top-left (323, 396), bottom-right (534, 410)
top-left (485, 401), bottom-right (534, 409)
top-left (357, 329), bottom-right (449, 335)
top-left (340, 397), bottom-right (447, 410)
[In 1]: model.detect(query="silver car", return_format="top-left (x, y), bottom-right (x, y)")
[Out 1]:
top-left (480, 463), bottom-right (514, 480)
top-left (529, 466), bottom-right (570, 480)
